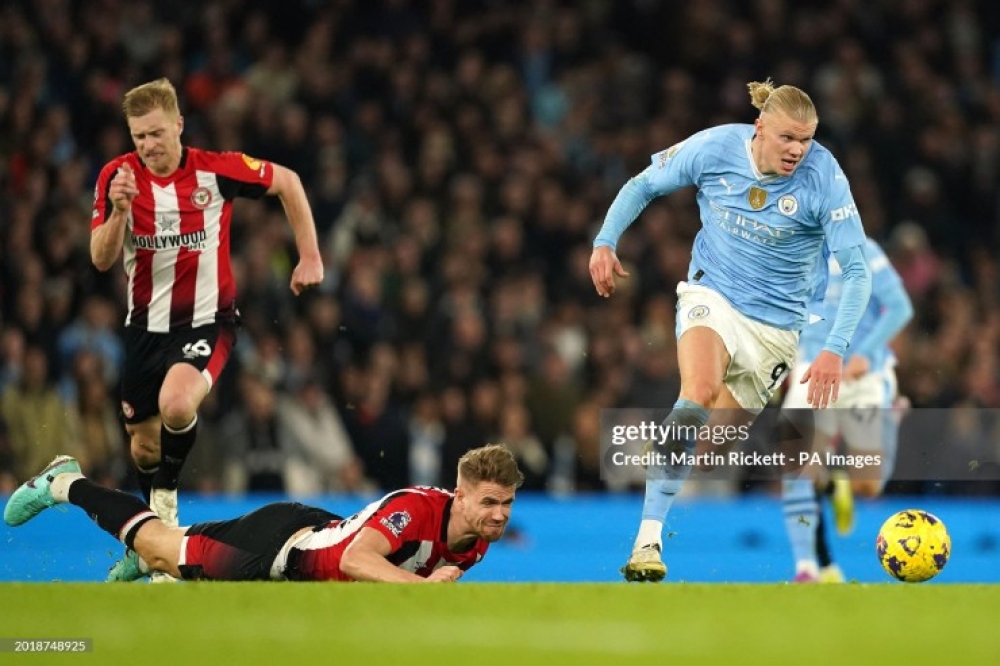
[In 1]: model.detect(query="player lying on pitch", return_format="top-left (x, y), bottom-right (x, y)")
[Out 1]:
top-left (3, 445), bottom-right (522, 583)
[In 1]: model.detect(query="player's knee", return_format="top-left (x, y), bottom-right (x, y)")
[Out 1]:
top-left (158, 395), bottom-right (197, 429)
top-left (853, 479), bottom-right (882, 498)
top-left (143, 552), bottom-right (172, 575)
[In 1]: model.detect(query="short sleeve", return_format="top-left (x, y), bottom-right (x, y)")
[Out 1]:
top-left (203, 151), bottom-right (275, 200)
top-left (365, 493), bottom-right (435, 553)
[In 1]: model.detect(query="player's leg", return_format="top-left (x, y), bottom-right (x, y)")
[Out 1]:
top-left (151, 323), bottom-right (237, 524)
top-left (624, 325), bottom-right (720, 582)
top-left (876, 392), bottom-right (905, 492)
top-left (813, 503), bottom-right (845, 582)
top-left (780, 364), bottom-right (847, 582)
top-left (777, 359), bottom-right (829, 581)
top-left (2, 454), bottom-right (179, 581)
top-left (126, 418), bottom-right (161, 504)
top-left (121, 327), bottom-right (167, 505)
top-left (836, 371), bottom-right (892, 511)
top-left (151, 362), bottom-right (209, 524)
top-left (179, 502), bottom-right (338, 581)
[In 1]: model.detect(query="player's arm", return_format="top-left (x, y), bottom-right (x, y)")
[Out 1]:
top-left (802, 243), bottom-right (871, 407)
top-left (824, 244), bottom-right (872, 358)
top-left (340, 527), bottom-right (461, 583)
top-left (850, 256), bottom-right (914, 368)
top-left (90, 164), bottom-right (136, 271)
top-left (589, 171), bottom-right (656, 296)
top-left (592, 169), bottom-right (658, 253)
top-left (590, 133), bottom-right (704, 297)
top-left (267, 163), bottom-right (324, 295)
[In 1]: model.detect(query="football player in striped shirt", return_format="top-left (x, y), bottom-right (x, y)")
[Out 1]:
top-left (4, 445), bottom-right (523, 583)
top-left (90, 79), bottom-right (324, 578)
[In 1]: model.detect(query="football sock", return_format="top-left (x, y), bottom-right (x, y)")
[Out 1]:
top-left (154, 416), bottom-right (198, 491)
top-left (782, 475), bottom-right (819, 570)
top-left (815, 489), bottom-right (834, 567)
top-left (636, 399), bottom-right (709, 548)
top-left (49, 472), bottom-right (84, 503)
top-left (136, 465), bottom-right (158, 504)
top-left (67, 479), bottom-right (158, 549)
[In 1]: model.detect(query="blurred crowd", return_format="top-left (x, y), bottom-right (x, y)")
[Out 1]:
top-left (1, 0), bottom-right (999, 496)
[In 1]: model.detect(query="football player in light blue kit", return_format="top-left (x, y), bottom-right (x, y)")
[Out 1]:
top-left (590, 80), bottom-right (872, 582)
top-left (781, 237), bottom-right (913, 582)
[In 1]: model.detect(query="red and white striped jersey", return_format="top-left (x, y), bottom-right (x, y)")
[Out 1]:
top-left (287, 487), bottom-right (490, 581)
top-left (92, 148), bottom-right (273, 332)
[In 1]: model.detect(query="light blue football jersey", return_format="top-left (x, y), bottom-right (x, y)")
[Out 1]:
top-left (644, 124), bottom-right (866, 331)
top-left (800, 238), bottom-right (904, 371)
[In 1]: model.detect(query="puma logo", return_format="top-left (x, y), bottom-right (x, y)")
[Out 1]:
top-left (719, 177), bottom-right (733, 195)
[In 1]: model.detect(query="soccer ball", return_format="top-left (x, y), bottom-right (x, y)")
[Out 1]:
top-left (876, 509), bottom-right (950, 582)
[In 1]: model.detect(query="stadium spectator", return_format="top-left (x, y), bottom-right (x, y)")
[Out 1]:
top-left (590, 80), bottom-right (872, 581)
top-left (4, 444), bottom-right (523, 584)
top-left (88, 77), bottom-right (323, 538)
top-left (277, 373), bottom-right (369, 495)
top-left (0, 346), bottom-right (82, 482)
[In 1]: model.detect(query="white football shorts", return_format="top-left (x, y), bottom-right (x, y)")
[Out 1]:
top-left (675, 281), bottom-right (798, 414)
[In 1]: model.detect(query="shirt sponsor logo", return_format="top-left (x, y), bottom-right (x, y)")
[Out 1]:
top-left (830, 203), bottom-right (858, 221)
top-left (132, 229), bottom-right (208, 250)
top-left (713, 205), bottom-right (796, 247)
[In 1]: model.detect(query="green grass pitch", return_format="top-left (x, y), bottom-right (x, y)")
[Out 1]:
top-left (2, 583), bottom-right (996, 664)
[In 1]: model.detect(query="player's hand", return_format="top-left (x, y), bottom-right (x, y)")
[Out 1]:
top-left (800, 350), bottom-right (843, 409)
top-left (290, 255), bottom-right (324, 295)
top-left (589, 246), bottom-right (629, 298)
top-left (109, 164), bottom-right (138, 212)
top-left (843, 354), bottom-right (870, 381)
top-left (426, 565), bottom-right (463, 583)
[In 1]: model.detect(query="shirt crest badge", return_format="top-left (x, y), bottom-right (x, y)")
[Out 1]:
top-left (778, 194), bottom-right (798, 216)
top-left (748, 187), bottom-right (767, 210)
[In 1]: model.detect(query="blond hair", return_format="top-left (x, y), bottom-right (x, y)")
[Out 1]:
top-left (122, 78), bottom-right (180, 118)
top-left (458, 444), bottom-right (524, 489)
top-left (747, 79), bottom-right (817, 124)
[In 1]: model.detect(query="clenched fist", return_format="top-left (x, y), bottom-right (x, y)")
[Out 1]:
top-left (110, 163), bottom-right (138, 212)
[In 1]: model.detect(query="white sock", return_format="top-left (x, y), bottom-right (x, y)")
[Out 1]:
top-left (795, 560), bottom-right (819, 577)
top-left (49, 472), bottom-right (84, 503)
top-left (634, 519), bottom-right (663, 550)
